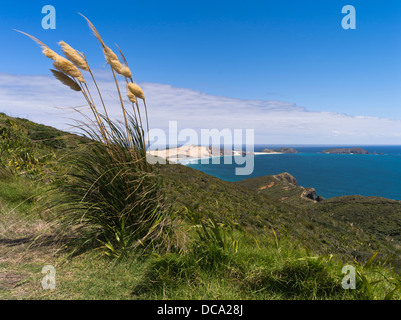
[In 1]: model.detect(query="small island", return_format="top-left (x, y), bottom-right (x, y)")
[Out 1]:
top-left (260, 147), bottom-right (298, 154)
top-left (321, 147), bottom-right (369, 155)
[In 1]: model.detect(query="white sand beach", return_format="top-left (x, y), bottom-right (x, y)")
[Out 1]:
top-left (253, 152), bottom-right (283, 155)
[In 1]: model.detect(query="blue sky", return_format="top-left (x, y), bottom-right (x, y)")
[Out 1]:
top-left (1, 0), bottom-right (401, 144)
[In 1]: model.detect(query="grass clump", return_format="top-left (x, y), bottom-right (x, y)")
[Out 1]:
top-left (43, 115), bottom-right (170, 258)
top-left (183, 204), bottom-right (239, 269)
top-left (132, 252), bottom-right (199, 296)
top-left (242, 257), bottom-right (343, 299)
top-left (15, 14), bottom-right (168, 259)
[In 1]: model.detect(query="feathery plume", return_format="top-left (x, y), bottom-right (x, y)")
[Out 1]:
top-left (14, 29), bottom-right (47, 48)
top-left (15, 30), bottom-right (85, 83)
top-left (115, 44), bottom-right (130, 69)
top-left (104, 46), bottom-right (132, 78)
top-left (119, 65), bottom-right (132, 78)
top-left (78, 12), bottom-right (105, 48)
top-left (42, 47), bottom-right (59, 60)
top-left (127, 91), bottom-right (137, 104)
top-left (59, 41), bottom-right (89, 71)
top-left (53, 56), bottom-right (85, 83)
top-left (50, 69), bottom-right (82, 91)
top-left (77, 14), bottom-right (132, 78)
top-left (127, 83), bottom-right (145, 100)
top-left (103, 46), bottom-right (119, 61)
top-left (116, 44), bottom-right (133, 78)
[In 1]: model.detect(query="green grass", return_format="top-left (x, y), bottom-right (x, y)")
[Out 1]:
top-left (158, 164), bottom-right (401, 268)
top-left (3, 224), bottom-right (398, 300)
top-left (0, 176), bottom-right (36, 212)
top-left (1, 202), bottom-right (400, 300)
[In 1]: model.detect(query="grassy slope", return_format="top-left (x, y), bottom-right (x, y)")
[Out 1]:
top-left (159, 164), bottom-right (401, 268)
top-left (234, 173), bottom-right (401, 269)
top-left (1, 113), bottom-right (401, 299)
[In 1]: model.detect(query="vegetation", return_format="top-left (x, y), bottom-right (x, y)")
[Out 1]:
top-left (1, 113), bottom-right (401, 300)
top-left (2, 14), bottom-right (401, 300)
top-left (15, 14), bottom-right (168, 260)
top-left (42, 116), bottom-right (170, 259)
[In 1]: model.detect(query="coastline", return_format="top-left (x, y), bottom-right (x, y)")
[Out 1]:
top-left (147, 146), bottom-right (286, 165)
top-left (147, 145), bottom-right (247, 164)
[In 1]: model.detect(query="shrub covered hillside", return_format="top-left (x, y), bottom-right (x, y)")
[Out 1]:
top-left (0, 112), bottom-right (87, 175)
top-left (159, 164), bottom-right (401, 271)
top-left (1, 113), bottom-right (401, 300)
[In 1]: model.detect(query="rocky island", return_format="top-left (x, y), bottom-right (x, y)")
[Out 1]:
top-left (321, 147), bottom-right (369, 155)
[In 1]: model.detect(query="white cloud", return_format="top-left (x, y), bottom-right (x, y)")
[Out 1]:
top-left (1, 71), bottom-right (401, 144)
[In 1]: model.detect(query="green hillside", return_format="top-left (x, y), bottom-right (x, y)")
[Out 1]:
top-left (1, 113), bottom-right (400, 300)
top-left (235, 173), bottom-right (401, 269)
top-left (159, 165), bottom-right (401, 270)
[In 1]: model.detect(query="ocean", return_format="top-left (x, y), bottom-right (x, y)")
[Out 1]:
top-left (185, 145), bottom-right (401, 201)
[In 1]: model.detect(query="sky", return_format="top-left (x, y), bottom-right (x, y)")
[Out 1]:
top-left (1, 0), bottom-right (401, 144)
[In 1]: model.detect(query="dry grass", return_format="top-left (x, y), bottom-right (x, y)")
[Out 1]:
top-left (0, 201), bottom-right (59, 265)
top-left (0, 200), bottom-right (57, 299)
top-left (16, 13), bottom-right (151, 150)
top-left (127, 83), bottom-right (145, 100)
top-left (16, 16), bottom-right (142, 145)
top-left (58, 41), bottom-right (89, 71)
top-left (49, 69), bottom-right (81, 92)
top-left (104, 46), bottom-right (132, 78)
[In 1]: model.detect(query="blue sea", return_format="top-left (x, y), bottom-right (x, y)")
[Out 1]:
top-left (185, 145), bottom-right (401, 201)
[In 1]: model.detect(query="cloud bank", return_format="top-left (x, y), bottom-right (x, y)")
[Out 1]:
top-left (1, 72), bottom-right (401, 144)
